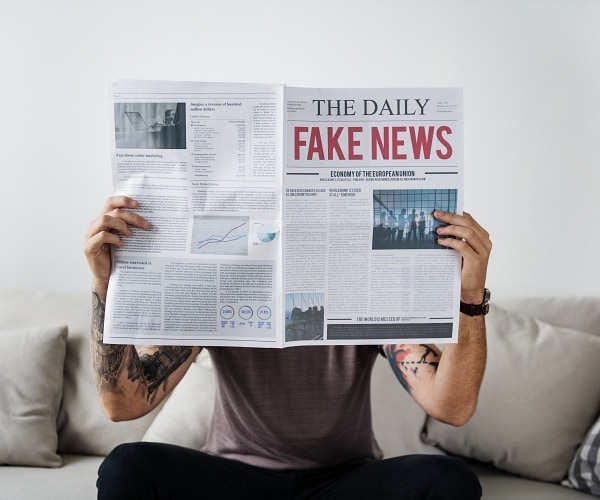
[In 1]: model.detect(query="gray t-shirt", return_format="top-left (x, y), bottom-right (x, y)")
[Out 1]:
top-left (203, 345), bottom-right (384, 470)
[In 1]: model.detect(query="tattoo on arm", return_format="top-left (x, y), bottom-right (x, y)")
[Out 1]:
top-left (137, 346), bottom-right (193, 397)
top-left (384, 344), bottom-right (439, 394)
top-left (91, 291), bottom-right (193, 401)
top-left (91, 291), bottom-right (126, 393)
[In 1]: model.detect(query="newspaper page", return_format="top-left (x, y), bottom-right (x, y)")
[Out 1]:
top-left (283, 87), bottom-right (462, 346)
top-left (105, 80), bottom-right (284, 346)
top-left (104, 80), bottom-right (462, 347)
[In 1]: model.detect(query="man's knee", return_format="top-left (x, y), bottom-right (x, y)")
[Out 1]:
top-left (381, 454), bottom-right (481, 499)
top-left (343, 454), bottom-right (481, 499)
top-left (430, 456), bottom-right (481, 500)
top-left (97, 442), bottom-right (155, 500)
top-left (99, 442), bottom-right (149, 475)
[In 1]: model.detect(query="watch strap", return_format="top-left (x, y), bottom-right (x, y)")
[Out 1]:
top-left (460, 288), bottom-right (491, 316)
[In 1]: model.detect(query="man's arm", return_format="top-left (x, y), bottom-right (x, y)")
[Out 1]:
top-left (90, 288), bottom-right (200, 421)
top-left (384, 211), bottom-right (491, 427)
top-left (84, 196), bottom-right (200, 421)
top-left (383, 317), bottom-right (485, 426)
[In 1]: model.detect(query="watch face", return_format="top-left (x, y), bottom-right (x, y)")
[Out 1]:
top-left (483, 288), bottom-right (491, 303)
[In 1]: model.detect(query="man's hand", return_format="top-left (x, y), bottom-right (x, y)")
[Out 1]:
top-left (83, 196), bottom-right (151, 292)
top-left (432, 211), bottom-right (492, 303)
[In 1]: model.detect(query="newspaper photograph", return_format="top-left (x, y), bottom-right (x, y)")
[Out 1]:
top-left (104, 80), bottom-right (463, 347)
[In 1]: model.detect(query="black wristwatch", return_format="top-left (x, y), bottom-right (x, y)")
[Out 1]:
top-left (460, 288), bottom-right (491, 316)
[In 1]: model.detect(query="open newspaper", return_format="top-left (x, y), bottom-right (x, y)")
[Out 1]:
top-left (104, 80), bottom-right (463, 347)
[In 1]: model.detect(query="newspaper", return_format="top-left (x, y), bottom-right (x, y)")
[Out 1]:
top-left (104, 80), bottom-right (463, 347)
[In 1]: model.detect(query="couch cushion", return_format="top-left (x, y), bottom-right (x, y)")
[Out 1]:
top-left (562, 416), bottom-right (600, 496)
top-left (0, 290), bottom-right (160, 457)
top-left (0, 454), bottom-right (103, 500)
top-left (423, 304), bottom-right (600, 482)
top-left (473, 463), bottom-right (596, 499)
top-left (0, 325), bottom-right (67, 467)
top-left (495, 297), bottom-right (600, 337)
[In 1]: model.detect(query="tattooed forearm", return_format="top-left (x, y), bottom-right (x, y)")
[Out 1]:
top-left (92, 290), bottom-right (106, 335)
top-left (138, 346), bottom-right (193, 397)
top-left (385, 344), bottom-right (440, 393)
top-left (91, 291), bottom-right (127, 392)
top-left (90, 291), bottom-right (194, 403)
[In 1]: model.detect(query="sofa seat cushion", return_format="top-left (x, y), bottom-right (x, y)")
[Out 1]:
top-left (472, 463), bottom-right (596, 499)
top-left (0, 454), bottom-right (103, 500)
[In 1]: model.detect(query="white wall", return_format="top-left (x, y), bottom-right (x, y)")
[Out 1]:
top-left (1, 0), bottom-right (598, 299)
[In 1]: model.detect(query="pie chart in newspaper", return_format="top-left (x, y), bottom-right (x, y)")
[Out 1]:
top-left (253, 223), bottom-right (277, 244)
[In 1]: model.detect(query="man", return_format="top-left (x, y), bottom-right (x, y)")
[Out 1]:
top-left (407, 208), bottom-right (418, 242)
top-left (83, 195), bottom-right (492, 499)
top-left (396, 207), bottom-right (407, 245)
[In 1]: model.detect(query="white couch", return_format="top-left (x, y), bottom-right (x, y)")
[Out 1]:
top-left (1, 290), bottom-right (599, 499)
